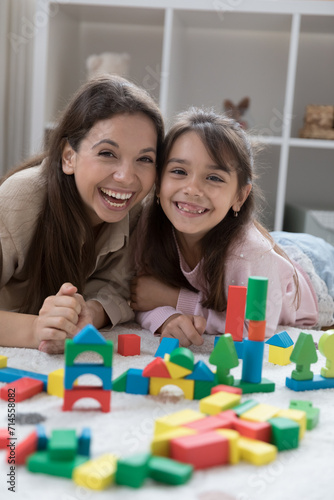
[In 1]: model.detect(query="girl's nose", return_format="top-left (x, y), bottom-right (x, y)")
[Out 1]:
top-left (183, 177), bottom-right (202, 197)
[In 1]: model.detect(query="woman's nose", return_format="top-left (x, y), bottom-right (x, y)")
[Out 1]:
top-left (112, 160), bottom-right (135, 184)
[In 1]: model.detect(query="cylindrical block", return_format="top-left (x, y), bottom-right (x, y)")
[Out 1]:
top-left (241, 339), bottom-right (264, 384)
top-left (245, 276), bottom-right (268, 321)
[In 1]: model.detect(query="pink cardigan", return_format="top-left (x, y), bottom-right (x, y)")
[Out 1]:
top-left (136, 223), bottom-right (318, 338)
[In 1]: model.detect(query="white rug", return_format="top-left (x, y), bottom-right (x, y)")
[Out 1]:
top-left (0, 323), bottom-right (333, 500)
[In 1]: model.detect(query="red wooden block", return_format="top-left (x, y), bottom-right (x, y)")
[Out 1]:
top-left (142, 357), bottom-right (171, 378)
top-left (248, 320), bottom-right (266, 341)
top-left (216, 410), bottom-right (238, 427)
top-left (211, 384), bottom-right (242, 395)
top-left (117, 334), bottom-right (141, 356)
top-left (0, 428), bottom-right (9, 449)
top-left (232, 418), bottom-right (272, 442)
top-left (62, 386), bottom-right (111, 412)
top-left (0, 377), bottom-right (44, 402)
top-left (170, 431), bottom-right (229, 469)
top-left (184, 415), bottom-right (233, 433)
top-left (225, 285), bottom-right (247, 341)
top-left (7, 430), bottom-right (38, 465)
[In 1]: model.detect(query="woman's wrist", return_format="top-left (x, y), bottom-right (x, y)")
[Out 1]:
top-left (86, 300), bottom-right (109, 329)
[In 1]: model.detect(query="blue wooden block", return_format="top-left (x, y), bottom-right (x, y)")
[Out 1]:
top-left (36, 425), bottom-right (48, 451)
top-left (78, 427), bottom-right (91, 456)
top-left (64, 364), bottom-right (112, 390)
top-left (125, 368), bottom-right (149, 395)
top-left (286, 374), bottom-right (334, 391)
top-left (185, 361), bottom-right (215, 381)
top-left (266, 331), bottom-right (293, 348)
top-left (154, 338), bottom-right (179, 358)
top-left (241, 339), bottom-right (264, 384)
top-left (0, 367), bottom-right (48, 390)
top-left (73, 324), bottom-right (106, 344)
top-left (234, 340), bottom-right (245, 359)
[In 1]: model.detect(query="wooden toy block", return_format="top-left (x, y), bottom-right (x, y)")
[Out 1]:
top-left (125, 368), bottom-right (149, 395)
top-left (234, 340), bottom-right (245, 359)
top-left (154, 337), bottom-right (179, 358)
top-left (65, 338), bottom-right (113, 367)
top-left (209, 333), bottom-right (239, 385)
top-left (0, 367), bottom-right (48, 389)
top-left (215, 409), bottom-right (238, 428)
top-left (277, 409), bottom-right (306, 439)
top-left (241, 339), bottom-right (264, 384)
top-left (169, 346), bottom-right (195, 371)
top-left (225, 285), bottom-right (247, 341)
top-left (286, 373), bottom-right (334, 391)
top-left (241, 403), bottom-right (280, 423)
top-left (148, 455), bottom-right (193, 485)
top-left (199, 391), bottom-right (241, 415)
top-left (154, 409), bottom-right (205, 435)
top-left (0, 355), bottom-right (7, 368)
top-left (268, 345), bottom-right (293, 366)
top-left (318, 330), bottom-right (334, 378)
top-left (73, 324), bottom-right (107, 344)
top-left (151, 427), bottom-right (197, 457)
top-left (245, 276), bottom-right (268, 321)
top-left (193, 380), bottom-right (217, 400)
top-left (232, 417), bottom-right (271, 442)
top-left (211, 384), bottom-right (242, 395)
top-left (8, 430), bottom-right (38, 465)
top-left (238, 436), bottom-right (277, 465)
top-left (64, 363), bottom-right (112, 390)
top-left (78, 427), bottom-right (91, 456)
top-left (165, 358), bottom-right (192, 379)
top-left (290, 331), bottom-right (318, 381)
top-left (112, 370), bottom-right (128, 392)
top-left (233, 399), bottom-right (258, 416)
top-left (63, 386), bottom-right (111, 412)
top-left (36, 425), bottom-right (48, 451)
top-left (185, 360), bottom-right (215, 381)
top-left (142, 357), bottom-right (171, 378)
top-left (0, 377), bottom-right (44, 402)
top-left (268, 417), bottom-right (300, 451)
top-left (184, 414), bottom-right (232, 433)
top-left (117, 333), bottom-right (141, 356)
top-left (248, 320), bottom-right (266, 341)
top-left (215, 429), bottom-right (240, 464)
top-left (170, 431), bottom-right (229, 469)
top-left (73, 453), bottom-right (118, 490)
top-left (47, 368), bottom-right (65, 398)
top-left (28, 450), bottom-right (88, 478)
top-left (233, 377), bottom-right (275, 394)
top-left (48, 429), bottom-right (77, 461)
top-left (266, 330), bottom-right (294, 348)
top-left (289, 400), bottom-right (320, 430)
top-left (0, 428), bottom-right (9, 448)
top-left (149, 376), bottom-right (194, 400)
top-left (115, 452), bottom-right (151, 488)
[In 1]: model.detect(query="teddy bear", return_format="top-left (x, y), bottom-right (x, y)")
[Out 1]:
top-left (223, 97), bottom-right (250, 129)
top-left (86, 52), bottom-right (131, 80)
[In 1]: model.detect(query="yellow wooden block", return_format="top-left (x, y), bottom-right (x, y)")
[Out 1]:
top-left (151, 427), bottom-right (197, 457)
top-left (238, 437), bottom-right (277, 466)
top-left (216, 429), bottom-right (240, 464)
top-left (277, 409), bottom-right (306, 439)
top-left (199, 391), bottom-right (241, 415)
top-left (268, 345), bottom-right (293, 365)
top-left (241, 403), bottom-right (280, 422)
top-left (47, 368), bottom-right (65, 398)
top-left (73, 453), bottom-right (117, 490)
top-left (165, 360), bottom-right (192, 379)
top-left (154, 409), bottom-right (205, 435)
top-left (150, 377), bottom-right (194, 400)
top-left (0, 355), bottom-right (7, 368)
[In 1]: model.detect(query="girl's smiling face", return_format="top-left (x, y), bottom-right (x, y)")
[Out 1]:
top-left (159, 131), bottom-right (251, 245)
top-left (62, 112), bottom-right (157, 226)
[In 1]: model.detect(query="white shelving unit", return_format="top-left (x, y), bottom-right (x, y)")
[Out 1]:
top-left (30, 0), bottom-right (334, 230)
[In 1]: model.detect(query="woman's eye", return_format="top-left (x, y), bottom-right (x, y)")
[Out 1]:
top-left (139, 156), bottom-right (154, 163)
top-left (99, 151), bottom-right (115, 158)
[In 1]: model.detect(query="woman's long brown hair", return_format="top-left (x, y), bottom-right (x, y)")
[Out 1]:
top-left (1, 75), bottom-right (164, 314)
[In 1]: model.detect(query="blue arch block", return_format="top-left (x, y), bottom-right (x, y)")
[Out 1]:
top-left (64, 364), bottom-right (112, 390)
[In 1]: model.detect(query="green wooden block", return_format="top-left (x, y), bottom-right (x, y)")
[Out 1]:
top-left (209, 334), bottom-right (239, 385)
top-left (233, 399), bottom-right (258, 416)
top-left (112, 370), bottom-right (129, 392)
top-left (65, 339), bottom-right (113, 367)
top-left (290, 332), bottom-right (318, 381)
top-left (193, 380), bottom-right (217, 400)
top-left (289, 400), bottom-right (320, 430)
top-left (169, 347), bottom-right (195, 371)
top-left (115, 452), bottom-right (151, 488)
top-left (245, 276), bottom-right (268, 321)
top-left (318, 330), bottom-right (334, 378)
top-left (48, 429), bottom-right (78, 461)
top-left (27, 451), bottom-right (88, 478)
top-left (233, 378), bottom-right (275, 394)
top-left (148, 456), bottom-right (193, 485)
top-left (268, 417), bottom-right (300, 451)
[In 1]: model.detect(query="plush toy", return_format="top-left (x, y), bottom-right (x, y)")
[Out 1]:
top-left (86, 52), bottom-right (131, 80)
top-left (223, 97), bottom-right (250, 129)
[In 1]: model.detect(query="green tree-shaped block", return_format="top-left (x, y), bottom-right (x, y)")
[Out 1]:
top-left (209, 334), bottom-right (239, 385)
top-left (290, 332), bottom-right (318, 381)
top-left (318, 330), bottom-right (334, 378)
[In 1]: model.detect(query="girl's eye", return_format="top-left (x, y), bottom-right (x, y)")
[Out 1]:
top-left (207, 174), bottom-right (224, 182)
top-left (170, 168), bottom-right (186, 175)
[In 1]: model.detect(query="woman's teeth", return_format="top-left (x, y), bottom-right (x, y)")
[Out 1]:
top-left (100, 188), bottom-right (132, 207)
top-left (176, 202), bottom-right (206, 214)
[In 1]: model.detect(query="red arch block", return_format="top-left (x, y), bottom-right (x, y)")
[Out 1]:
top-left (62, 386), bottom-right (111, 412)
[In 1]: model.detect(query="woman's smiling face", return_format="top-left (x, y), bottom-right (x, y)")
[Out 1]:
top-left (62, 112), bottom-right (158, 226)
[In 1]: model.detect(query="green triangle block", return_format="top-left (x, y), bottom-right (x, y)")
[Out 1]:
top-left (116, 452), bottom-right (151, 488)
top-left (112, 370), bottom-right (129, 392)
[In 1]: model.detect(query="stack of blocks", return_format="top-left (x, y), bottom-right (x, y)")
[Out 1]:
top-left (266, 330), bottom-right (294, 365)
top-left (62, 325), bottom-right (113, 412)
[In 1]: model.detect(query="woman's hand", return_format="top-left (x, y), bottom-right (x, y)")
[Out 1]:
top-left (131, 275), bottom-right (179, 311)
top-left (158, 313), bottom-right (206, 347)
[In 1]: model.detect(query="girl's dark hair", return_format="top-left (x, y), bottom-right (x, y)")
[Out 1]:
top-left (1, 75), bottom-right (164, 314)
top-left (138, 107), bottom-right (278, 312)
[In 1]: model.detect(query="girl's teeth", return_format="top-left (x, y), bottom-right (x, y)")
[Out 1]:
top-left (177, 203), bottom-right (206, 214)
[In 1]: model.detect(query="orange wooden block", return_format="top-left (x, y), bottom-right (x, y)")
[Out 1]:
top-left (142, 358), bottom-right (171, 378)
top-left (211, 384), bottom-right (242, 395)
top-left (170, 431), bottom-right (229, 469)
top-left (7, 430), bottom-right (38, 465)
top-left (225, 285), bottom-right (247, 341)
top-left (248, 320), bottom-right (266, 341)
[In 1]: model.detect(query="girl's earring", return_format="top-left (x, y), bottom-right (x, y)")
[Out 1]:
top-left (156, 196), bottom-right (160, 205)
top-left (234, 210), bottom-right (239, 217)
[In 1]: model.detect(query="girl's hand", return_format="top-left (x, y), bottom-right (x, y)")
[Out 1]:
top-left (159, 313), bottom-right (206, 347)
top-left (131, 275), bottom-right (179, 311)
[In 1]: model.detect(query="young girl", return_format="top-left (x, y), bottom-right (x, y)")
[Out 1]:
top-left (0, 75), bottom-right (164, 353)
top-left (131, 108), bottom-right (334, 347)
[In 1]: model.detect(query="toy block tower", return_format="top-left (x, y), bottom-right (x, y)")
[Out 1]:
top-left (62, 325), bottom-right (113, 412)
